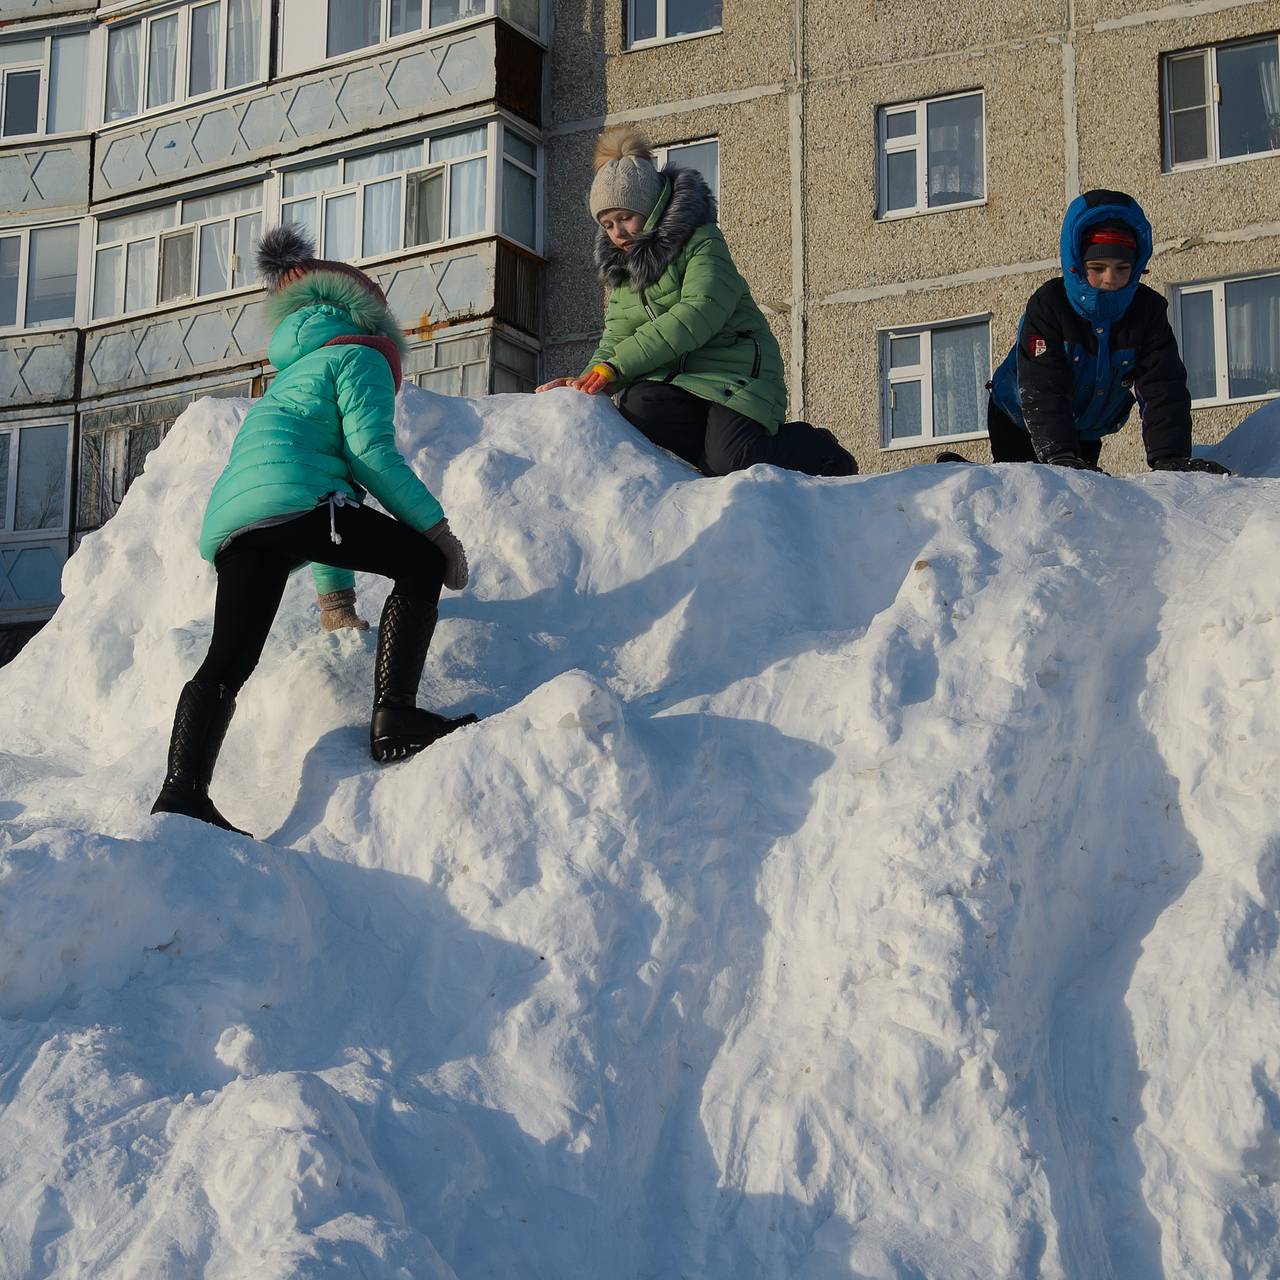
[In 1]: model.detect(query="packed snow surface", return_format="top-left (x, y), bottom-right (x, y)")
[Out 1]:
top-left (2, 389), bottom-right (1279, 1280)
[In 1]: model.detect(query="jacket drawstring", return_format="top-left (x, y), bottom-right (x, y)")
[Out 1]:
top-left (326, 493), bottom-right (347, 545)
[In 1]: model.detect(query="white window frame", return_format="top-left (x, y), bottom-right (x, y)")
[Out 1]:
top-left (101, 0), bottom-right (267, 128)
top-left (879, 314), bottom-right (992, 451)
top-left (654, 136), bottom-right (720, 205)
top-left (278, 125), bottom-right (503, 263)
top-left (1171, 271), bottom-right (1280, 407)
top-left (0, 221), bottom-right (83, 334)
top-left (626, 0), bottom-right (722, 51)
top-left (497, 120), bottom-right (541, 253)
top-left (1162, 35), bottom-right (1280, 172)
top-left (90, 185), bottom-right (264, 321)
top-left (0, 416), bottom-right (75, 543)
top-left (0, 30), bottom-right (94, 140)
top-left (876, 89), bottom-right (987, 221)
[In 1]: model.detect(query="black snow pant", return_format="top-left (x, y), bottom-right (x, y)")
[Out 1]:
top-left (617, 382), bottom-right (851, 477)
top-left (195, 503), bottom-right (445, 696)
top-left (987, 399), bottom-right (1102, 466)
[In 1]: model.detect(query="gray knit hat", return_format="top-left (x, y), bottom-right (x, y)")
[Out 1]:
top-left (588, 126), bottom-right (665, 222)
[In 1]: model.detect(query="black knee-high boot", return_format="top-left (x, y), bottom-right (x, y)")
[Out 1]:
top-left (370, 594), bottom-right (478, 762)
top-left (151, 679), bottom-right (251, 836)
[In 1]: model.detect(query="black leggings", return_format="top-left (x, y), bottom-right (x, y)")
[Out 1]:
top-left (617, 382), bottom-right (834, 477)
top-left (987, 400), bottom-right (1102, 465)
top-left (196, 503), bottom-right (445, 695)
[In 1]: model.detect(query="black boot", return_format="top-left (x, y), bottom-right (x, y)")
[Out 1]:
top-left (151, 679), bottom-right (252, 836)
top-left (370, 594), bottom-right (478, 763)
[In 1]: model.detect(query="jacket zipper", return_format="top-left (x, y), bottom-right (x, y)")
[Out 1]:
top-left (639, 288), bottom-right (658, 321)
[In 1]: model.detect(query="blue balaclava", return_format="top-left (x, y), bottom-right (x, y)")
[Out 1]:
top-left (1059, 188), bottom-right (1153, 324)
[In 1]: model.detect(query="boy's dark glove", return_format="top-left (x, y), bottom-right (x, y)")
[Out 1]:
top-left (426, 519), bottom-right (469, 590)
top-left (318, 588), bottom-right (370, 632)
top-left (1151, 457), bottom-right (1232, 476)
top-left (1045, 452), bottom-right (1107, 474)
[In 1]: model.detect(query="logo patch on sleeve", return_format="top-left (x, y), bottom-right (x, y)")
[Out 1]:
top-left (1030, 335), bottom-right (1048, 358)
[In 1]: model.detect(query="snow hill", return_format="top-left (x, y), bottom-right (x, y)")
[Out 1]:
top-left (1, 388), bottom-right (1279, 1280)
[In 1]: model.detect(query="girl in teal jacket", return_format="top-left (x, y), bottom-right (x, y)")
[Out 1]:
top-left (537, 127), bottom-right (854, 478)
top-left (152, 226), bottom-right (475, 837)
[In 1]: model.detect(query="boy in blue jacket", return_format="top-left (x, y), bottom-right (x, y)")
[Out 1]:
top-left (151, 226), bottom-right (475, 837)
top-left (984, 189), bottom-right (1230, 475)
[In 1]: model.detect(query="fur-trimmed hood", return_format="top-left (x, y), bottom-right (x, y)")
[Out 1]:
top-left (594, 166), bottom-right (717, 291)
top-left (266, 270), bottom-right (407, 354)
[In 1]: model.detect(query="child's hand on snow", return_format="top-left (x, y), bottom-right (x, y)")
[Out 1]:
top-left (572, 363), bottom-right (617, 395)
top-left (535, 377), bottom-right (574, 393)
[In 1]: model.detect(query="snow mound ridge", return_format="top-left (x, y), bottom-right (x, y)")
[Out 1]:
top-left (1, 387), bottom-right (1278, 1279)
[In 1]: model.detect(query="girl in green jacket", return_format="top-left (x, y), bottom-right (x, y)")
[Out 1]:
top-left (151, 226), bottom-right (475, 837)
top-left (537, 127), bottom-right (854, 479)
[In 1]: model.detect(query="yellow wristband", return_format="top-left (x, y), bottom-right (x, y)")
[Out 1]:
top-left (590, 363), bottom-right (615, 380)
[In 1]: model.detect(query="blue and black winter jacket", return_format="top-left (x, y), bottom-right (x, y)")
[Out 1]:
top-left (989, 190), bottom-right (1192, 465)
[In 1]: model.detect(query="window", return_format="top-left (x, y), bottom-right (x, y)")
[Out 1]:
top-left (881, 317), bottom-right (990, 448)
top-left (500, 127), bottom-right (538, 248)
top-left (104, 0), bottom-right (263, 125)
top-left (655, 137), bottom-right (719, 203)
top-left (0, 421), bottom-right (71, 535)
top-left (877, 91), bottom-right (985, 219)
top-left (283, 128), bottom-right (499, 259)
top-left (92, 185), bottom-right (263, 319)
top-left (0, 224), bottom-right (80, 331)
top-left (1163, 36), bottom-right (1280, 169)
top-left (1174, 272), bottom-right (1280, 404)
top-left (0, 31), bottom-right (89, 137)
top-left (627, 0), bottom-right (721, 48)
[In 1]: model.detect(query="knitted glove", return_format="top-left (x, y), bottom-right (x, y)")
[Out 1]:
top-left (1044, 451), bottom-right (1107, 474)
top-left (1151, 456), bottom-right (1232, 475)
top-left (318, 588), bottom-right (370, 632)
top-left (425, 518), bottom-right (469, 590)
top-left (574, 362), bottom-right (617, 395)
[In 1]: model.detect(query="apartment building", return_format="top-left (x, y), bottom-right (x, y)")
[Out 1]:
top-left (2, 0), bottom-right (1277, 660)
top-left (543, 0), bottom-right (1280, 475)
top-left (0, 0), bottom-right (546, 660)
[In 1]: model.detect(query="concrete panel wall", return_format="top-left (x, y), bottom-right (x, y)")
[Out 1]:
top-left (0, 140), bottom-right (91, 218)
top-left (92, 25), bottom-right (500, 202)
top-left (0, 331), bottom-right (78, 406)
top-left (81, 242), bottom-right (501, 396)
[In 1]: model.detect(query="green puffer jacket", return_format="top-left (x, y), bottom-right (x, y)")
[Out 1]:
top-left (199, 272), bottom-right (444, 594)
top-left (584, 168), bottom-right (787, 432)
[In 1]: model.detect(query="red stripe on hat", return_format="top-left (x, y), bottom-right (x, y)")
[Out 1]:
top-left (1085, 227), bottom-right (1137, 249)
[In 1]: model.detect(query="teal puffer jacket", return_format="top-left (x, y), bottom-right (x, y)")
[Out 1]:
top-left (585, 168), bottom-right (787, 432)
top-left (199, 272), bottom-right (444, 594)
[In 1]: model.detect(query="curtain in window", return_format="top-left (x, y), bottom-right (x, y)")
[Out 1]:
top-left (430, 0), bottom-right (486, 24)
top-left (15, 423), bottom-right (68, 531)
top-left (448, 157), bottom-right (486, 236)
top-left (146, 14), bottom-right (179, 110)
top-left (0, 434), bottom-right (8, 529)
top-left (927, 95), bottom-right (983, 206)
top-left (189, 4), bottom-right (220, 96)
top-left (1260, 45), bottom-right (1280, 148)
top-left (93, 246), bottom-right (122, 319)
top-left (48, 33), bottom-right (88, 133)
top-left (0, 235), bottom-right (19, 326)
top-left (1177, 291), bottom-right (1217, 400)
top-left (324, 193), bottom-right (356, 259)
top-left (125, 240), bottom-right (154, 313)
top-left (106, 23), bottom-right (141, 121)
top-left (25, 226), bottom-right (78, 326)
top-left (226, 0), bottom-right (262, 89)
top-left (1218, 40), bottom-right (1279, 157)
top-left (391, 0), bottom-right (423, 35)
top-left (233, 212), bottom-right (261, 288)
top-left (362, 178), bottom-right (402, 256)
top-left (932, 322), bottom-right (989, 436)
top-left (329, 0), bottom-right (379, 56)
top-left (1226, 276), bottom-right (1280, 397)
top-left (198, 221), bottom-right (230, 294)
